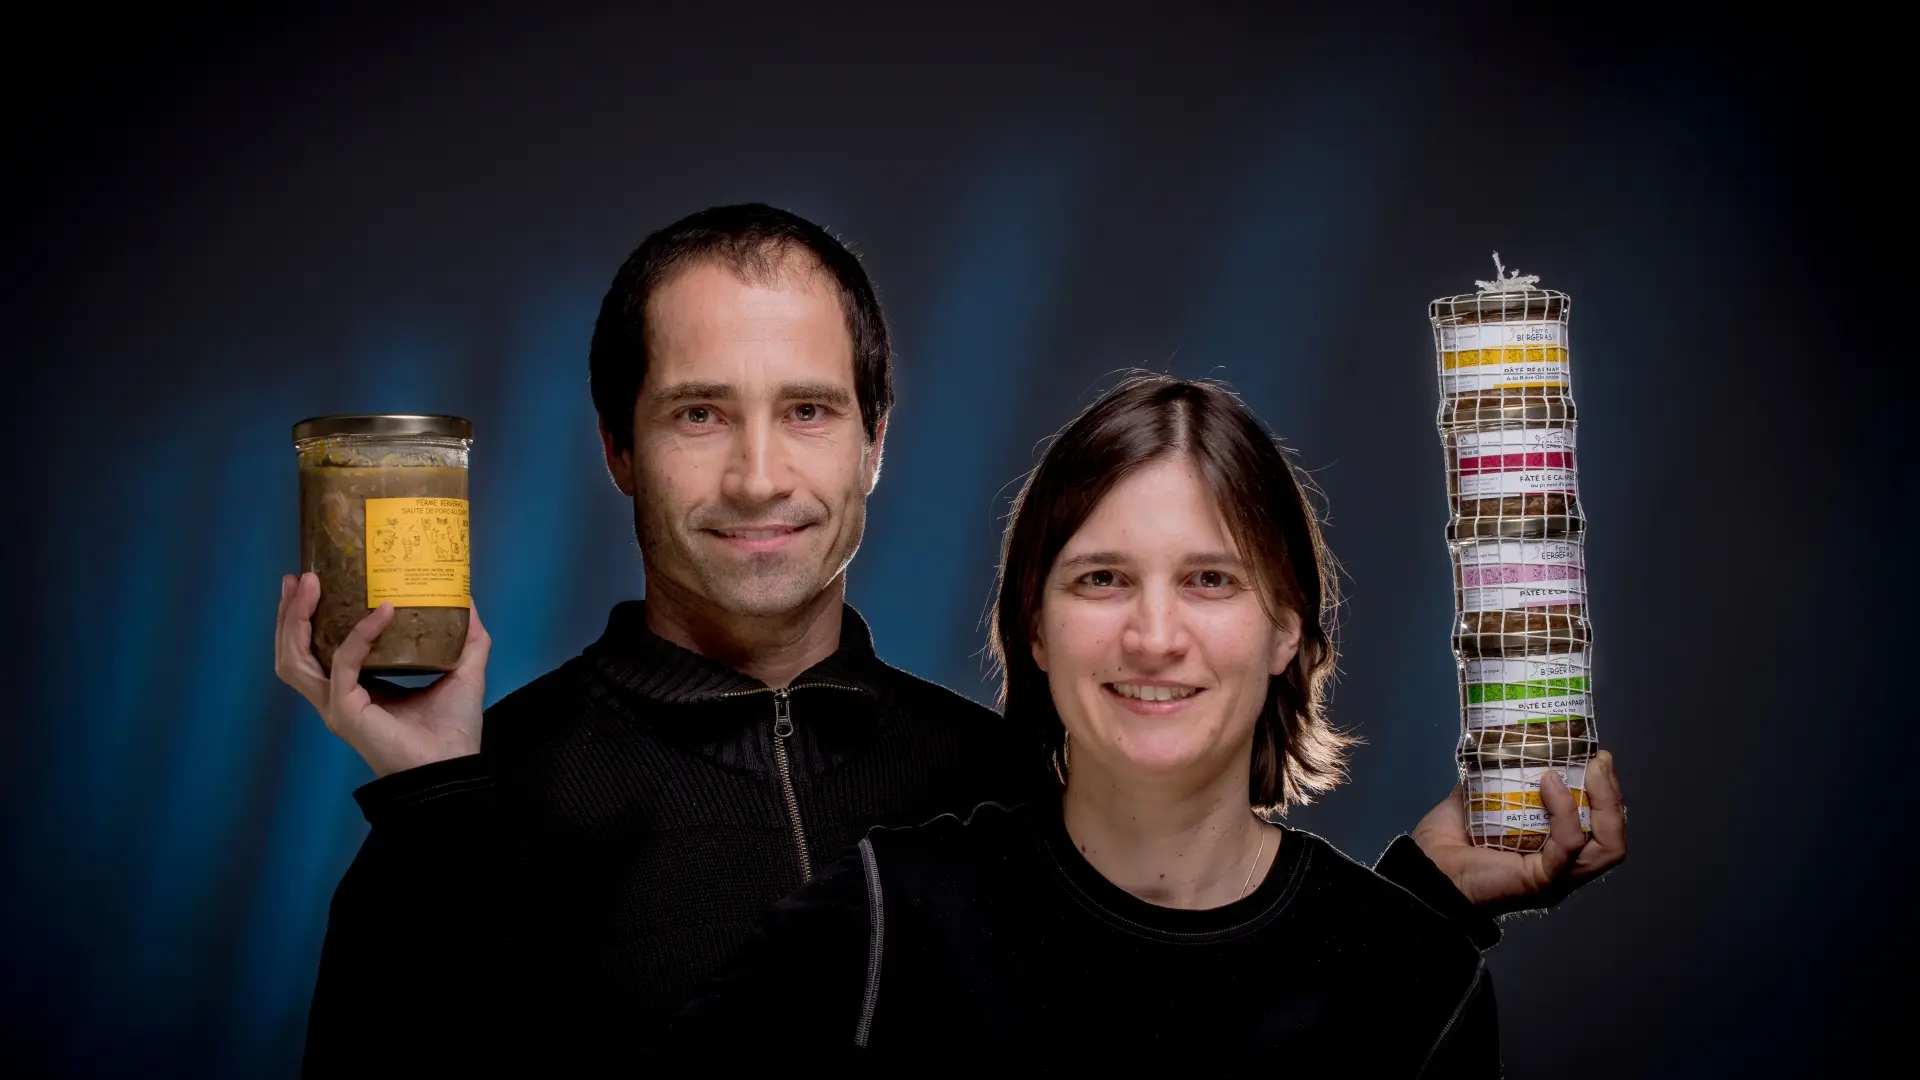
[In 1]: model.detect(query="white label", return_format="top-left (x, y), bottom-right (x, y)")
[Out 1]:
top-left (1439, 320), bottom-right (1566, 351)
top-left (1464, 652), bottom-right (1590, 684)
top-left (1453, 426), bottom-right (1578, 497)
top-left (1457, 539), bottom-right (1587, 610)
top-left (1465, 763), bottom-right (1591, 834)
top-left (1466, 695), bottom-right (1593, 728)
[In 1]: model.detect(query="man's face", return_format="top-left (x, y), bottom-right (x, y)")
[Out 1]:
top-left (606, 258), bottom-right (884, 620)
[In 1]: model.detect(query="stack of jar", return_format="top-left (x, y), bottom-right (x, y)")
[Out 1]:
top-left (1431, 266), bottom-right (1596, 852)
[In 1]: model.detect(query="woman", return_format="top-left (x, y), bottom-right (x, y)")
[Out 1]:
top-left (669, 375), bottom-right (1503, 1069)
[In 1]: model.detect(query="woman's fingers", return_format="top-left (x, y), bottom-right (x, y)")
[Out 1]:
top-left (1530, 769), bottom-right (1587, 886)
top-left (1578, 751), bottom-right (1628, 875)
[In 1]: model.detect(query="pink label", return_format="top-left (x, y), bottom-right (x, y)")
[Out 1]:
top-left (1457, 540), bottom-right (1587, 611)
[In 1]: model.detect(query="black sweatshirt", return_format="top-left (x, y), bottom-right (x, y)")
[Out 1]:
top-left (670, 801), bottom-right (1499, 1073)
top-left (301, 602), bottom-right (1499, 1074)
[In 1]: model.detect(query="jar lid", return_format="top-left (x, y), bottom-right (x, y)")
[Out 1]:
top-left (1455, 626), bottom-right (1593, 657)
top-left (292, 414), bottom-right (474, 443)
top-left (1443, 397), bottom-right (1577, 426)
top-left (1447, 515), bottom-right (1586, 542)
top-left (1458, 733), bottom-right (1597, 769)
top-left (1429, 289), bottom-right (1569, 323)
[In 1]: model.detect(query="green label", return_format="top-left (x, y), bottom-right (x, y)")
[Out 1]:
top-left (1465, 677), bottom-right (1590, 704)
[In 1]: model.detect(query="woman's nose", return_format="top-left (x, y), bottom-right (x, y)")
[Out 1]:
top-left (1121, 585), bottom-right (1188, 659)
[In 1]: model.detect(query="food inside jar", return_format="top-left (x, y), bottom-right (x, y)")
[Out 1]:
top-left (1459, 727), bottom-right (1596, 766)
top-left (300, 463), bottom-right (469, 675)
top-left (1456, 610), bottom-right (1587, 635)
top-left (1455, 624), bottom-right (1591, 659)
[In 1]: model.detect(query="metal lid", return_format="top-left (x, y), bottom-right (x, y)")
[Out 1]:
top-left (1443, 397), bottom-right (1577, 426)
top-left (1429, 289), bottom-right (1569, 323)
top-left (1459, 732), bottom-right (1596, 769)
top-left (1447, 515), bottom-right (1585, 542)
top-left (292, 414), bottom-right (474, 443)
top-left (1456, 626), bottom-right (1593, 657)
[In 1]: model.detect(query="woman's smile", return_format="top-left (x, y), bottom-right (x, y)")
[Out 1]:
top-left (1103, 681), bottom-right (1203, 713)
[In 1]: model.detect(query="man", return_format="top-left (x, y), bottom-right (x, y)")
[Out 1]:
top-left (275, 203), bottom-right (1626, 1071)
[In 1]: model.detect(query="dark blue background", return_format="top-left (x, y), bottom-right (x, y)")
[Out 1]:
top-left (4, 6), bottom-right (1904, 1076)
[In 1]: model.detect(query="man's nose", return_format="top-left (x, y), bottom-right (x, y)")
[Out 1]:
top-left (723, 413), bottom-right (792, 506)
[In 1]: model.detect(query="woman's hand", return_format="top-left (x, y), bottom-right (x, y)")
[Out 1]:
top-left (1411, 750), bottom-right (1627, 914)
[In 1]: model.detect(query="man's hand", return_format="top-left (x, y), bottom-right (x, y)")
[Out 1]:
top-left (1412, 750), bottom-right (1627, 915)
top-left (274, 572), bottom-right (490, 778)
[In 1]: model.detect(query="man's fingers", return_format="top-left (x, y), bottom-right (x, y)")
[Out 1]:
top-left (1581, 751), bottom-right (1628, 865)
top-left (327, 602), bottom-right (395, 723)
top-left (454, 603), bottom-right (492, 676)
top-left (1530, 769), bottom-right (1586, 884)
top-left (274, 573), bottom-right (329, 706)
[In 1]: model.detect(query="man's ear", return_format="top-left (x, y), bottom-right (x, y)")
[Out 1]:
top-left (600, 417), bottom-right (638, 497)
top-left (863, 413), bottom-right (889, 494)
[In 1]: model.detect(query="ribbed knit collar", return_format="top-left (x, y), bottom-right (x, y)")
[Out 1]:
top-left (583, 599), bottom-right (887, 706)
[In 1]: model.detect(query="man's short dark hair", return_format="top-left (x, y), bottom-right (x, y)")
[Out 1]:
top-left (589, 203), bottom-right (894, 451)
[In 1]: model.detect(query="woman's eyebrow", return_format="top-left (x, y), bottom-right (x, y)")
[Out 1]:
top-left (1056, 551), bottom-right (1126, 572)
top-left (1185, 552), bottom-right (1247, 569)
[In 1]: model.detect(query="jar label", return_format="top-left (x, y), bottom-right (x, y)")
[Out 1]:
top-left (364, 497), bottom-right (472, 608)
top-left (1438, 320), bottom-right (1569, 394)
top-left (1455, 426), bottom-right (1578, 496)
top-left (1463, 651), bottom-right (1593, 727)
top-left (1465, 763), bottom-right (1591, 835)
top-left (1457, 539), bottom-right (1586, 611)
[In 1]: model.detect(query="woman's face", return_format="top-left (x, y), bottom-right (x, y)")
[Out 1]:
top-left (1033, 455), bottom-right (1300, 790)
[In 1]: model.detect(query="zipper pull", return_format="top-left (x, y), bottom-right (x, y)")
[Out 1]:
top-left (773, 688), bottom-right (794, 738)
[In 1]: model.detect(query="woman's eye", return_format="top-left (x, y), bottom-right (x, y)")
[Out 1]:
top-left (1194, 571), bottom-right (1231, 590)
top-left (1083, 570), bottom-right (1117, 588)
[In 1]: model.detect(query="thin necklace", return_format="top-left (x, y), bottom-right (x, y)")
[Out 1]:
top-left (1239, 823), bottom-right (1269, 899)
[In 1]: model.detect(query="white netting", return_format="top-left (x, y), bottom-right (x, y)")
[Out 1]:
top-left (1431, 253), bottom-right (1596, 852)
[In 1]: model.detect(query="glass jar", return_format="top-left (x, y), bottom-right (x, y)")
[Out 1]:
top-left (1430, 288), bottom-right (1570, 408)
top-left (1461, 761), bottom-right (1592, 853)
top-left (1442, 397), bottom-right (1582, 538)
top-left (293, 414), bottom-right (473, 675)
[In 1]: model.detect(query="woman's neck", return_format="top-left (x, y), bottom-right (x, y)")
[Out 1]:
top-left (1061, 764), bottom-right (1278, 911)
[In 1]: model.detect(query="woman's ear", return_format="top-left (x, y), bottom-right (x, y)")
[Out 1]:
top-left (1270, 613), bottom-right (1303, 676)
top-left (1030, 618), bottom-right (1049, 672)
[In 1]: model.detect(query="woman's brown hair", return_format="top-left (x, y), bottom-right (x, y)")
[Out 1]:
top-left (988, 374), bottom-right (1354, 814)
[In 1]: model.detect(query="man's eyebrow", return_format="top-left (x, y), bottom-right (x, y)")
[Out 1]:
top-left (650, 381), bottom-right (854, 408)
top-left (779, 382), bottom-right (854, 407)
top-left (652, 381), bottom-right (736, 405)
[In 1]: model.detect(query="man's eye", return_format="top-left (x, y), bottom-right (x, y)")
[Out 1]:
top-left (793, 403), bottom-right (820, 422)
top-left (1195, 571), bottom-right (1231, 589)
top-left (684, 407), bottom-right (713, 424)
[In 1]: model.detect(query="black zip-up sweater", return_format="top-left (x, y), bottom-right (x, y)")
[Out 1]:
top-left (671, 802), bottom-right (1497, 1073)
top-left (301, 602), bottom-right (1497, 1075)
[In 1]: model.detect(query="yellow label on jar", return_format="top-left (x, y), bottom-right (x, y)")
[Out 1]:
top-left (364, 497), bottom-right (471, 608)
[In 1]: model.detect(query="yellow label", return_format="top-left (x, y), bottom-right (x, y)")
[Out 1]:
top-left (364, 497), bottom-right (471, 608)
top-left (1440, 345), bottom-right (1570, 370)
